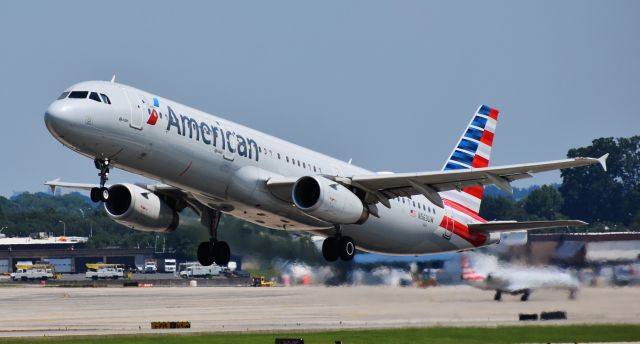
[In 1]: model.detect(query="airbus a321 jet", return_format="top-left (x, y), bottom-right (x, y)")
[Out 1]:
top-left (44, 80), bottom-right (608, 267)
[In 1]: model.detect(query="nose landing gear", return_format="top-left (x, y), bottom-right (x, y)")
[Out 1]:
top-left (90, 158), bottom-right (110, 203)
top-left (197, 208), bottom-right (232, 266)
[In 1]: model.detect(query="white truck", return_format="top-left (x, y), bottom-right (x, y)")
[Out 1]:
top-left (164, 259), bottom-right (177, 273)
top-left (180, 264), bottom-right (221, 278)
top-left (11, 264), bottom-right (55, 281)
top-left (144, 260), bottom-right (157, 273)
top-left (85, 264), bottom-right (125, 280)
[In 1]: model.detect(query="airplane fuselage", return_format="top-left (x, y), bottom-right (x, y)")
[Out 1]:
top-left (45, 81), bottom-right (497, 255)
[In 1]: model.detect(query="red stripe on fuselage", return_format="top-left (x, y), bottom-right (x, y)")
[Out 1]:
top-left (438, 215), bottom-right (488, 247)
top-left (443, 199), bottom-right (487, 223)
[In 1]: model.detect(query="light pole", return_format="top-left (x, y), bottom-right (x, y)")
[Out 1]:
top-left (58, 220), bottom-right (66, 237)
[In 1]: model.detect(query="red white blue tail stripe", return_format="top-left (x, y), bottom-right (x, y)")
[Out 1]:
top-left (461, 255), bottom-right (485, 281)
top-left (440, 105), bottom-right (499, 214)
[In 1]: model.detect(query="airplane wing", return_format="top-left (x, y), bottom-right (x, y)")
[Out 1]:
top-left (267, 154), bottom-right (608, 208)
top-left (45, 178), bottom-right (98, 192)
top-left (468, 220), bottom-right (587, 233)
top-left (342, 155), bottom-right (607, 208)
top-left (45, 179), bottom-right (205, 215)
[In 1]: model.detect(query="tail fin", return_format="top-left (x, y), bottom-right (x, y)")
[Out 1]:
top-left (460, 255), bottom-right (485, 281)
top-left (440, 105), bottom-right (499, 213)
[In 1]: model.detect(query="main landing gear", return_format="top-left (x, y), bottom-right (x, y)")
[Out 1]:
top-left (322, 227), bottom-right (356, 262)
top-left (197, 208), bottom-right (231, 266)
top-left (90, 158), bottom-right (110, 203)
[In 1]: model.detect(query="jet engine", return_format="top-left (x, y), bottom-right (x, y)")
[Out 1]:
top-left (104, 183), bottom-right (179, 233)
top-left (292, 176), bottom-right (368, 224)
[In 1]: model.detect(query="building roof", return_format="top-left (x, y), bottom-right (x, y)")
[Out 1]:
top-left (0, 235), bottom-right (88, 246)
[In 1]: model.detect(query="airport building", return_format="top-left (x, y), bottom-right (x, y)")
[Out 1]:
top-left (0, 233), bottom-right (154, 273)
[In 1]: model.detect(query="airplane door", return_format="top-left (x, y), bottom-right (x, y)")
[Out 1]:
top-left (123, 89), bottom-right (144, 130)
top-left (443, 208), bottom-right (453, 240)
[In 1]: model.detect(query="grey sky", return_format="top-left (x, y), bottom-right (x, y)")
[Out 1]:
top-left (0, 1), bottom-right (638, 197)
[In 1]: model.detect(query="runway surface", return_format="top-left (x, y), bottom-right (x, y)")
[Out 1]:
top-left (0, 285), bottom-right (638, 337)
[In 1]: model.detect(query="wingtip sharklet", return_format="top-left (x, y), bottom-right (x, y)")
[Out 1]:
top-left (598, 153), bottom-right (609, 172)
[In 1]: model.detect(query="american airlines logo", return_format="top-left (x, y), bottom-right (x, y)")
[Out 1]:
top-left (147, 109), bottom-right (158, 125)
top-left (147, 97), bottom-right (159, 125)
top-left (165, 106), bottom-right (260, 162)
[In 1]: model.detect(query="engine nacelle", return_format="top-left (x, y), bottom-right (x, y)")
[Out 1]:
top-left (292, 176), bottom-right (368, 224)
top-left (104, 183), bottom-right (179, 233)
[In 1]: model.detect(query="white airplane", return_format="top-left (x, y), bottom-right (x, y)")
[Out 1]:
top-left (461, 254), bottom-right (579, 301)
top-left (44, 79), bottom-right (608, 266)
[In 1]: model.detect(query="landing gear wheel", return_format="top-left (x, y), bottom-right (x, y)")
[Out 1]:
top-left (338, 236), bottom-right (356, 261)
top-left (213, 241), bottom-right (231, 266)
top-left (90, 188), bottom-right (101, 203)
top-left (100, 187), bottom-right (109, 201)
top-left (520, 290), bottom-right (530, 302)
top-left (494, 290), bottom-right (502, 301)
top-left (197, 242), bottom-right (215, 266)
top-left (322, 237), bottom-right (339, 262)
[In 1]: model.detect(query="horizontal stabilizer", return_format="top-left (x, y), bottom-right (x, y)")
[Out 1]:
top-left (468, 220), bottom-right (588, 233)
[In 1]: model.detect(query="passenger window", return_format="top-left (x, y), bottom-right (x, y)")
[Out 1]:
top-left (292, 158), bottom-right (295, 164)
top-left (313, 166), bottom-right (317, 172)
top-left (303, 162), bottom-right (306, 168)
top-left (69, 91), bottom-right (88, 99)
top-left (286, 157), bottom-right (289, 162)
top-left (99, 94), bottom-right (111, 104)
top-left (412, 201), bottom-right (416, 207)
top-left (297, 161), bottom-right (301, 167)
top-left (89, 92), bottom-right (101, 102)
top-left (57, 91), bottom-right (70, 100)
top-left (277, 153), bottom-right (281, 159)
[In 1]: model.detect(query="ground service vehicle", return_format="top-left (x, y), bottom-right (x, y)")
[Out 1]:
top-left (179, 264), bottom-right (221, 278)
top-left (11, 264), bottom-right (55, 281)
top-left (85, 264), bottom-right (125, 280)
top-left (252, 276), bottom-right (274, 287)
top-left (164, 258), bottom-right (177, 273)
top-left (144, 260), bottom-right (157, 273)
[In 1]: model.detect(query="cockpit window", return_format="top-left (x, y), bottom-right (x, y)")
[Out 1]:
top-left (89, 92), bottom-right (102, 102)
top-left (57, 91), bottom-right (70, 100)
top-left (100, 93), bottom-right (111, 104)
top-left (68, 91), bottom-right (88, 99)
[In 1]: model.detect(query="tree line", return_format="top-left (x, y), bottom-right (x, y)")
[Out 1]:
top-left (480, 136), bottom-right (640, 232)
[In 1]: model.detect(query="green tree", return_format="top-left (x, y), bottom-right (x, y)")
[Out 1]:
top-left (523, 185), bottom-right (564, 220)
top-left (480, 195), bottom-right (525, 221)
top-left (560, 136), bottom-right (640, 226)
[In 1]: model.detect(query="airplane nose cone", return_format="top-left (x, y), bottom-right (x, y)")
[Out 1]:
top-left (44, 101), bottom-right (74, 137)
